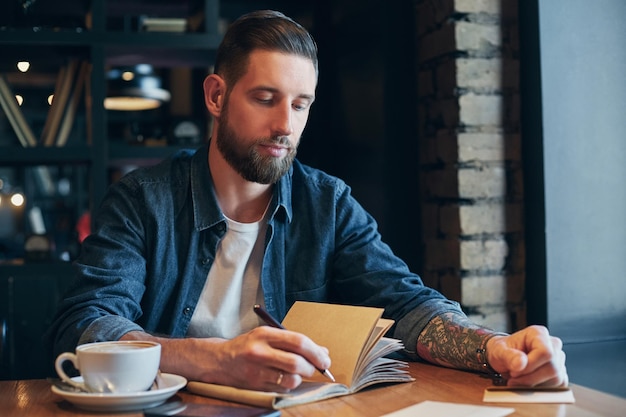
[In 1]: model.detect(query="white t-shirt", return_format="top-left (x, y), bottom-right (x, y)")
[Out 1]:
top-left (186, 215), bottom-right (267, 339)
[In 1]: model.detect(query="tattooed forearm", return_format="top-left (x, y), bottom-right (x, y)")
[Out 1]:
top-left (416, 312), bottom-right (502, 372)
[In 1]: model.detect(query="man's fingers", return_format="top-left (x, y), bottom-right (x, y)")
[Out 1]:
top-left (506, 349), bottom-right (528, 373)
top-left (521, 327), bottom-right (557, 371)
top-left (490, 326), bottom-right (554, 377)
top-left (488, 327), bottom-right (568, 387)
top-left (507, 349), bottom-right (568, 387)
top-left (258, 368), bottom-right (301, 392)
top-left (488, 336), bottom-right (527, 374)
top-left (256, 326), bottom-right (332, 374)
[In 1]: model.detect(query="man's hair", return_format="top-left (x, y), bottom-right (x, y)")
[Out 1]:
top-left (214, 10), bottom-right (318, 86)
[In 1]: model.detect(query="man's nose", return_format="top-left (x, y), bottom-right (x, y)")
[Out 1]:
top-left (271, 103), bottom-right (294, 136)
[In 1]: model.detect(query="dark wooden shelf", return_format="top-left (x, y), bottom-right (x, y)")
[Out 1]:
top-left (0, 144), bottom-right (196, 167)
top-left (0, 260), bottom-right (74, 274)
top-left (97, 31), bottom-right (221, 48)
top-left (0, 146), bottom-right (93, 165)
top-left (0, 30), bottom-right (219, 68)
top-left (0, 28), bottom-right (93, 46)
top-left (0, 28), bottom-right (220, 48)
top-left (108, 142), bottom-right (197, 167)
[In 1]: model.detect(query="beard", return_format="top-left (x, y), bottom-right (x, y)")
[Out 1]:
top-left (215, 106), bottom-right (298, 184)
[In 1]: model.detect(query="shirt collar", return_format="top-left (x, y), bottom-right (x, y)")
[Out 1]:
top-left (273, 164), bottom-right (293, 223)
top-left (190, 144), bottom-right (293, 231)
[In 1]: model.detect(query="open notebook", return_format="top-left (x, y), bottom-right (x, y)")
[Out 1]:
top-left (186, 301), bottom-right (414, 409)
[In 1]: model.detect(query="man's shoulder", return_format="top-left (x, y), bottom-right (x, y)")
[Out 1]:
top-left (121, 147), bottom-right (199, 185)
top-left (290, 159), bottom-right (347, 191)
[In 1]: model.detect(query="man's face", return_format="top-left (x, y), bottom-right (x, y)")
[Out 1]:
top-left (215, 50), bottom-right (317, 184)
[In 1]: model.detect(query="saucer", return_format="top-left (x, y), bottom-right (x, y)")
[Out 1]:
top-left (51, 373), bottom-right (187, 412)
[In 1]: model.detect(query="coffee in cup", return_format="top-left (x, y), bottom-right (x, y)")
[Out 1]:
top-left (55, 340), bottom-right (161, 393)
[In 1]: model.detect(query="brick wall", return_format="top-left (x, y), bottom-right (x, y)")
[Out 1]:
top-left (415, 0), bottom-right (525, 332)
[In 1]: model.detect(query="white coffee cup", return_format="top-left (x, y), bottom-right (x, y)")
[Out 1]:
top-left (55, 340), bottom-right (161, 393)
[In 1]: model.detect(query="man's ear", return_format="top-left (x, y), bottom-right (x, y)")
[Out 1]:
top-left (203, 74), bottom-right (225, 117)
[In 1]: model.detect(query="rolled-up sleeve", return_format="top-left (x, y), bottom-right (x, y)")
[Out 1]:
top-left (78, 315), bottom-right (144, 346)
top-left (393, 298), bottom-right (465, 360)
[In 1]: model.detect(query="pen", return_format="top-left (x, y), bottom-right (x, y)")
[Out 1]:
top-left (253, 304), bottom-right (336, 382)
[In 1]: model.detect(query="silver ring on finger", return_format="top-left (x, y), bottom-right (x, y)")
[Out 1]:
top-left (276, 371), bottom-right (284, 386)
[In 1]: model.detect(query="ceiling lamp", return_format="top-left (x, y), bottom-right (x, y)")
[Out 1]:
top-left (104, 64), bottom-right (171, 111)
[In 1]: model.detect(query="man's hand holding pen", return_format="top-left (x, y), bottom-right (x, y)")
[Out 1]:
top-left (122, 310), bottom-right (332, 393)
top-left (210, 325), bottom-right (333, 392)
top-left (253, 304), bottom-right (336, 383)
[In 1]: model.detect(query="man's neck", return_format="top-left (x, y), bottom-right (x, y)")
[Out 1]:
top-left (208, 140), bottom-right (273, 223)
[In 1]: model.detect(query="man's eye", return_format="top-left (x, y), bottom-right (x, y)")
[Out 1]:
top-left (256, 97), bottom-right (273, 104)
top-left (293, 101), bottom-right (311, 111)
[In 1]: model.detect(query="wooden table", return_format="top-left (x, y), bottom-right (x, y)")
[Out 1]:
top-left (1, 362), bottom-right (624, 417)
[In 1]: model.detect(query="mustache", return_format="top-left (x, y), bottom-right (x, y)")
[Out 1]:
top-left (271, 136), bottom-right (290, 145)
top-left (260, 136), bottom-right (291, 147)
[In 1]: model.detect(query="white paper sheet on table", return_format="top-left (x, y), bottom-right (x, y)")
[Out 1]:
top-left (380, 400), bottom-right (515, 417)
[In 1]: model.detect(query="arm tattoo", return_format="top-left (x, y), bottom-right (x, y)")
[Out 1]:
top-left (416, 312), bottom-right (501, 373)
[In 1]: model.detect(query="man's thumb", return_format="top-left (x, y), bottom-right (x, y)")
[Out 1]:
top-left (501, 348), bottom-right (528, 374)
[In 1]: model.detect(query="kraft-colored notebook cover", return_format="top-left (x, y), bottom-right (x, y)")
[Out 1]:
top-left (186, 301), bottom-right (413, 409)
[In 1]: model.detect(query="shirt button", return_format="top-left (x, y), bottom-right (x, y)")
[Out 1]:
top-left (216, 223), bottom-right (225, 232)
top-left (183, 307), bottom-right (192, 316)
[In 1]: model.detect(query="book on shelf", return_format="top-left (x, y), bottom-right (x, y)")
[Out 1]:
top-left (56, 61), bottom-right (90, 147)
top-left (41, 59), bottom-right (89, 147)
top-left (0, 74), bottom-right (55, 194)
top-left (139, 16), bottom-right (187, 32)
top-left (186, 301), bottom-right (414, 409)
top-left (42, 60), bottom-right (77, 146)
top-left (0, 74), bottom-right (37, 147)
top-left (39, 64), bottom-right (66, 146)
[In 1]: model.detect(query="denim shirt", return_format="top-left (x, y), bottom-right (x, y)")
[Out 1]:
top-left (47, 145), bottom-right (463, 360)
